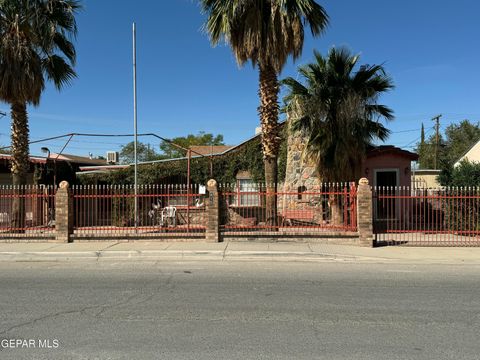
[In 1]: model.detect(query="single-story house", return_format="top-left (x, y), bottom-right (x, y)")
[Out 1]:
top-left (454, 139), bottom-right (480, 167)
top-left (0, 153), bottom-right (106, 185)
top-left (284, 130), bottom-right (418, 193)
top-left (76, 127), bottom-right (418, 230)
top-left (78, 125), bottom-right (418, 191)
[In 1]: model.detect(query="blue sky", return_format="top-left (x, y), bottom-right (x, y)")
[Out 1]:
top-left (1, 0), bottom-right (479, 157)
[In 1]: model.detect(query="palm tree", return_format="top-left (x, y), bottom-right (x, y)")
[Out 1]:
top-left (282, 47), bottom-right (394, 223)
top-left (283, 47), bottom-right (394, 181)
top-left (201, 0), bottom-right (329, 225)
top-left (0, 0), bottom-right (81, 230)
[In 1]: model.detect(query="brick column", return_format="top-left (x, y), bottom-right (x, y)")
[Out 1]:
top-left (55, 181), bottom-right (73, 243)
top-left (357, 178), bottom-right (374, 247)
top-left (206, 179), bottom-right (220, 243)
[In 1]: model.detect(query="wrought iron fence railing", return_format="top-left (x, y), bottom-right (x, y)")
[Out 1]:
top-left (373, 186), bottom-right (480, 246)
top-left (219, 182), bottom-right (357, 235)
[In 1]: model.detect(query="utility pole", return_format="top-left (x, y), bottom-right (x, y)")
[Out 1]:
top-left (432, 114), bottom-right (442, 169)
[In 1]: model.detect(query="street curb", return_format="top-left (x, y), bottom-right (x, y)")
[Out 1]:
top-left (0, 250), bottom-right (478, 264)
top-left (0, 250), bottom-right (386, 263)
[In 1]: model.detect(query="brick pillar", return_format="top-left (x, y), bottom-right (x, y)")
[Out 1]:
top-left (206, 179), bottom-right (220, 243)
top-left (55, 181), bottom-right (73, 243)
top-left (357, 178), bottom-right (374, 247)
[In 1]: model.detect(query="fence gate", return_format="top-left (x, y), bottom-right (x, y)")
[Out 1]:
top-left (373, 186), bottom-right (480, 246)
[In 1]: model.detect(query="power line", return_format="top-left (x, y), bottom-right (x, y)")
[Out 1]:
top-left (0, 132), bottom-right (210, 159)
top-left (400, 125), bottom-right (436, 149)
top-left (391, 127), bottom-right (422, 134)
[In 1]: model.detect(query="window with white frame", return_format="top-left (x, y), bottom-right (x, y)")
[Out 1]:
top-left (237, 178), bottom-right (260, 206)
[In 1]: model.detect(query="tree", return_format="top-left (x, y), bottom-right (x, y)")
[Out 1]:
top-left (282, 48), bottom-right (394, 182)
top-left (417, 119), bottom-right (480, 169)
top-left (0, 0), bottom-right (81, 230)
top-left (438, 160), bottom-right (480, 234)
top-left (201, 0), bottom-right (329, 224)
top-left (417, 132), bottom-right (445, 169)
top-left (160, 132), bottom-right (224, 159)
top-left (119, 142), bottom-right (165, 164)
top-left (444, 120), bottom-right (480, 164)
top-left (439, 160), bottom-right (480, 187)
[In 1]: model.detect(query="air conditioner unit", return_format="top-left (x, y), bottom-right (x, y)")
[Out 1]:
top-left (106, 151), bottom-right (119, 164)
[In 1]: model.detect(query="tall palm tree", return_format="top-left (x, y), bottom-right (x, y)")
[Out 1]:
top-left (201, 0), bottom-right (329, 225)
top-left (0, 0), bottom-right (81, 230)
top-left (283, 47), bottom-right (394, 182)
top-left (282, 48), bottom-right (394, 224)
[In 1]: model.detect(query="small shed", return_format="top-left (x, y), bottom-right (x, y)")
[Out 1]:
top-left (285, 131), bottom-right (419, 191)
top-left (361, 146), bottom-right (419, 188)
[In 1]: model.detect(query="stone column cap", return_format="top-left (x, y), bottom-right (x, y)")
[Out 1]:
top-left (207, 179), bottom-right (217, 189)
top-left (358, 178), bottom-right (369, 186)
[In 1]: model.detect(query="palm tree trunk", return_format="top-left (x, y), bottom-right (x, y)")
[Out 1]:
top-left (259, 63), bottom-right (280, 227)
top-left (10, 102), bottom-right (30, 232)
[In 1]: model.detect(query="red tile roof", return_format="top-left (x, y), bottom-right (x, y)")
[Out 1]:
top-left (188, 145), bottom-right (234, 156)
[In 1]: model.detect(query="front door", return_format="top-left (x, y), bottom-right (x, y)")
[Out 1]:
top-left (375, 169), bottom-right (398, 220)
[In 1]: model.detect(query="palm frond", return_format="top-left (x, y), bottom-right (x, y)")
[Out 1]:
top-left (201, 0), bottom-right (329, 71)
top-left (282, 46), bottom-right (395, 181)
top-left (42, 55), bottom-right (76, 90)
top-left (0, 0), bottom-right (81, 104)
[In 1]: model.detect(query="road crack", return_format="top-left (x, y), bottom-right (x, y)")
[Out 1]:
top-left (0, 267), bottom-right (176, 335)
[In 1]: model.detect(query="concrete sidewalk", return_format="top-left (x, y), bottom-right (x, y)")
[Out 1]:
top-left (0, 241), bottom-right (479, 264)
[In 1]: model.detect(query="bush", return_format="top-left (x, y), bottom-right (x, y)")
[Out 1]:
top-left (439, 160), bottom-right (480, 187)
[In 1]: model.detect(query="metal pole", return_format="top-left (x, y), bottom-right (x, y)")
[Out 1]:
top-left (432, 114), bottom-right (442, 170)
top-left (53, 159), bottom-right (57, 187)
top-left (187, 149), bottom-right (191, 232)
top-left (133, 22), bottom-right (138, 232)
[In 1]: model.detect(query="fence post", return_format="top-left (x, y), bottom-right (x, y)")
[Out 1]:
top-left (357, 178), bottom-right (374, 247)
top-left (55, 181), bottom-right (73, 243)
top-left (206, 179), bottom-right (220, 243)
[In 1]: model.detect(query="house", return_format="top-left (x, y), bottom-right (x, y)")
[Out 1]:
top-left (0, 153), bottom-right (106, 229)
top-left (76, 127), bottom-right (418, 230)
top-left (284, 131), bottom-right (418, 192)
top-left (0, 153), bottom-right (106, 185)
top-left (454, 139), bottom-right (480, 167)
top-left (78, 124), bottom-right (418, 191)
top-left (361, 146), bottom-right (418, 188)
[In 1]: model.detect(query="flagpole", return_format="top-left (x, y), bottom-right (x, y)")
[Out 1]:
top-left (133, 22), bottom-right (138, 232)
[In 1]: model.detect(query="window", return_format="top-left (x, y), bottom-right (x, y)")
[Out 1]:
top-left (297, 186), bottom-right (307, 200)
top-left (238, 179), bottom-right (260, 206)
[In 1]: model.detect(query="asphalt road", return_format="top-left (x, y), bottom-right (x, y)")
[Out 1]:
top-left (0, 261), bottom-right (479, 360)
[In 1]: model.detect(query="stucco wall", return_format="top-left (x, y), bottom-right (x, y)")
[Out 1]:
top-left (411, 170), bottom-right (441, 188)
top-left (361, 154), bottom-right (412, 187)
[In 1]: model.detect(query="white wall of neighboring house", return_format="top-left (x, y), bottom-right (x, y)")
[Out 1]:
top-left (411, 169), bottom-right (441, 189)
top-left (454, 140), bottom-right (480, 167)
